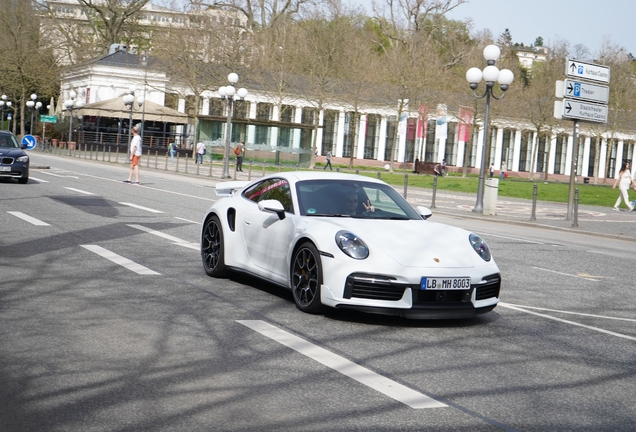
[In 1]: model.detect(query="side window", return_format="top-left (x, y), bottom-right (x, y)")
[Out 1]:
top-left (242, 178), bottom-right (293, 213)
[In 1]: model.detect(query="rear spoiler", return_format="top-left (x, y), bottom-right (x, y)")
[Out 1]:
top-left (215, 181), bottom-right (250, 197)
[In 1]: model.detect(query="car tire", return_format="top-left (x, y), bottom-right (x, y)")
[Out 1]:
top-left (201, 215), bottom-right (228, 278)
top-left (18, 176), bottom-right (28, 184)
top-left (291, 242), bottom-right (324, 314)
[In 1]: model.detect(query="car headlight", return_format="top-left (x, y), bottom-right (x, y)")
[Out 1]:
top-left (17, 155), bottom-right (29, 163)
top-left (335, 230), bottom-right (369, 259)
top-left (469, 233), bottom-right (491, 261)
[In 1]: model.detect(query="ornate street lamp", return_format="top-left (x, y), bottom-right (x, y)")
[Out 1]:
top-left (0, 95), bottom-right (9, 130)
top-left (26, 93), bottom-right (42, 135)
top-left (64, 90), bottom-right (84, 145)
top-left (465, 45), bottom-right (514, 214)
top-left (123, 85), bottom-right (144, 156)
top-left (218, 73), bottom-right (248, 178)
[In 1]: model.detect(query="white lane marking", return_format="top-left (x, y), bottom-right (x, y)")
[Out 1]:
top-left (127, 224), bottom-right (199, 250)
top-left (477, 232), bottom-right (544, 245)
top-left (29, 177), bottom-right (49, 183)
top-left (119, 202), bottom-right (164, 213)
top-left (237, 320), bottom-right (446, 409)
top-left (64, 187), bottom-right (95, 195)
top-left (39, 171), bottom-right (79, 179)
top-left (7, 211), bottom-right (50, 226)
top-left (81, 245), bottom-right (160, 275)
top-left (175, 216), bottom-right (199, 224)
top-left (498, 303), bottom-right (636, 342)
top-left (532, 266), bottom-right (600, 281)
top-left (501, 303), bottom-right (636, 323)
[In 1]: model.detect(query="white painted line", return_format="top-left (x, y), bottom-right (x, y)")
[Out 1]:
top-left (29, 177), bottom-right (49, 183)
top-left (64, 187), bottom-right (95, 195)
top-left (175, 216), bottom-right (199, 224)
top-left (39, 171), bottom-right (78, 179)
top-left (237, 320), bottom-right (446, 409)
top-left (7, 211), bottom-right (50, 226)
top-left (119, 202), bottom-right (164, 213)
top-left (498, 303), bottom-right (636, 342)
top-left (127, 224), bottom-right (199, 250)
top-left (477, 232), bottom-right (544, 244)
top-left (501, 303), bottom-right (636, 323)
top-left (81, 245), bottom-right (160, 275)
top-left (532, 266), bottom-right (600, 281)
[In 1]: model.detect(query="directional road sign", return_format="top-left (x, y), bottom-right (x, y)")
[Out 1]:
top-left (21, 134), bottom-right (37, 150)
top-left (40, 115), bottom-right (57, 123)
top-left (566, 59), bottom-right (610, 84)
top-left (560, 99), bottom-right (608, 123)
top-left (563, 79), bottom-right (609, 104)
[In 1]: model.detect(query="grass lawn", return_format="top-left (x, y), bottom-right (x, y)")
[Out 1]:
top-left (263, 162), bottom-right (626, 209)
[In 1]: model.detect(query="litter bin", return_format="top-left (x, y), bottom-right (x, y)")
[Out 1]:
top-left (483, 178), bottom-right (499, 215)
top-left (583, 177), bottom-right (589, 184)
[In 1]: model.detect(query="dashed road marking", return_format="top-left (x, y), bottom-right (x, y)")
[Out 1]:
top-left (64, 187), bottom-right (95, 195)
top-left (81, 245), bottom-right (160, 275)
top-left (119, 202), bottom-right (163, 213)
top-left (7, 211), bottom-right (50, 226)
top-left (128, 224), bottom-right (199, 250)
top-left (237, 320), bottom-right (447, 409)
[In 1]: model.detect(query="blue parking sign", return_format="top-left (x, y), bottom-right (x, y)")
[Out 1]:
top-left (22, 134), bottom-right (37, 150)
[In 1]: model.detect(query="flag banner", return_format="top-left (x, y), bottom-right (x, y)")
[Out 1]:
top-left (435, 104), bottom-right (448, 140)
top-left (457, 106), bottom-right (474, 142)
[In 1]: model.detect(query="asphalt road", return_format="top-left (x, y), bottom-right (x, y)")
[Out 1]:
top-left (1, 154), bottom-right (635, 431)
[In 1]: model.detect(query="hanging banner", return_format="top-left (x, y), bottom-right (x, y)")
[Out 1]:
top-left (417, 104), bottom-right (428, 138)
top-left (435, 104), bottom-right (448, 140)
top-left (457, 106), bottom-right (474, 142)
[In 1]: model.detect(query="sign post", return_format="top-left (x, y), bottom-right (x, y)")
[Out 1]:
top-left (555, 59), bottom-right (610, 221)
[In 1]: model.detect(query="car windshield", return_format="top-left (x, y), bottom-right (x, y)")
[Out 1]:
top-left (296, 179), bottom-right (421, 220)
top-left (0, 134), bottom-right (19, 148)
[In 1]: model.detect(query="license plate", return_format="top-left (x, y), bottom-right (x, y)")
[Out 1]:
top-left (0, 166), bottom-right (10, 172)
top-left (421, 277), bottom-right (471, 290)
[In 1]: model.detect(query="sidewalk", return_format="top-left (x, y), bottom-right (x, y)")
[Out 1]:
top-left (30, 149), bottom-right (636, 242)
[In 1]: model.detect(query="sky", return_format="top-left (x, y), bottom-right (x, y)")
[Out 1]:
top-left (351, 0), bottom-right (636, 57)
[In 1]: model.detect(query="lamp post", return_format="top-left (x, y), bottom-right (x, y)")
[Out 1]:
top-left (26, 94), bottom-right (42, 135)
top-left (465, 45), bottom-right (514, 214)
top-left (123, 85), bottom-right (144, 156)
top-left (64, 90), bottom-right (83, 145)
top-left (219, 73), bottom-right (248, 178)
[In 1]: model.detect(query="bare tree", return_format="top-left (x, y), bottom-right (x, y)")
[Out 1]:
top-left (193, 0), bottom-right (312, 31)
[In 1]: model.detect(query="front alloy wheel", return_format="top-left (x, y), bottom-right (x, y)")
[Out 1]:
top-left (201, 215), bottom-right (228, 277)
top-left (291, 242), bottom-right (324, 314)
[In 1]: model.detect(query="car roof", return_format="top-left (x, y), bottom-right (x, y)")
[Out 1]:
top-left (277, 170), bottom-right (386, 185)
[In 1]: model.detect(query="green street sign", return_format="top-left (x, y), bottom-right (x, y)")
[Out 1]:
top-left (40, 115), bottom-right (57, 123)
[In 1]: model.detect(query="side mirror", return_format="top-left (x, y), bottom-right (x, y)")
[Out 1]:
top-left (416, 205), bottom-right (433, 220)
top-left (258, 199), bottom-right (286, 220)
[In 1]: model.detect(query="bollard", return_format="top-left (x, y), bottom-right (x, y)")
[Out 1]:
top-left (403, 173), bottom-right (408, 199)
top-left (147, 149), bottom-right (150, 168)
top-left (165, 154), bottom-right (169, 170)
top-left (356, 169), bottom-right (359, 175)
top-left (377, 171), bottom-right (381, 179)
top-left (102, 145), bottom-right (106, 162)
top-left (116, 145), bottom-right (119, 163)
top-left (431, 175), bottom-right (437, 209)
top-left (196, 159), bottom-right (200, 176)
top-left (572, 188), bottom-right (579, 228)
top-left (262, 161), bottom-right (266, 177)
top-left (154, 151), bottom-right (158, 169)
top-left (278, 163), bottom-right (282, 172)
top-left (208, 160), bottom-right (213, 177)
top-left (176, 153), bottom-right (180, 172)
top-left (530, 184), bottom-right (538, 221)
top-left (185, 153), bottom-right (189, 173)
top-left (108, 146), bottom-right (111, 162)
top-left (248, 160), bottom-right (253, 180)
top-left (90, 145), bottom-right (94, 160)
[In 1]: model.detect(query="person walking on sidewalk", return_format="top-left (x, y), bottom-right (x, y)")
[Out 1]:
top-left (195, 141), bottom-right (205, 164)
top-left (169, 142), bottom-right (177, 163)
top-left (235, 142), bottom-right (245, 172)
top-left (124, 126), bottom-right (142, 185)
top-left (323, 150), bottom-right (332, 170)
top-left (500, 161), bottom-right (507, 180)
top-left (612, 161), bottom-right (634, 212)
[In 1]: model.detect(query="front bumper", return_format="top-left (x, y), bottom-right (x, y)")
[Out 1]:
top-left (327, 272), bottom-right (501, 319)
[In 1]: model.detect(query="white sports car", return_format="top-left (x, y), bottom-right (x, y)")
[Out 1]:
top-left (201, 171), bottom-right (501, 319)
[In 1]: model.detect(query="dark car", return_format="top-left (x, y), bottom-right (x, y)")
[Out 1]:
top-left (0, 131), bottom-right (29, 184)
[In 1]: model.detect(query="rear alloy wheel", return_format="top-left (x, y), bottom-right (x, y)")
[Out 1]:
top-left (291, 242), bottom-right (324, 314)
top-left (201, 215), bottom-right (228, 277)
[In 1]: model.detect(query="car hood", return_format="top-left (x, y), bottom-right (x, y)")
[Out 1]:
top-left (324, 218), bottom-right (477, 268)
top-left (0, 148), bottom-right (26, 158)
